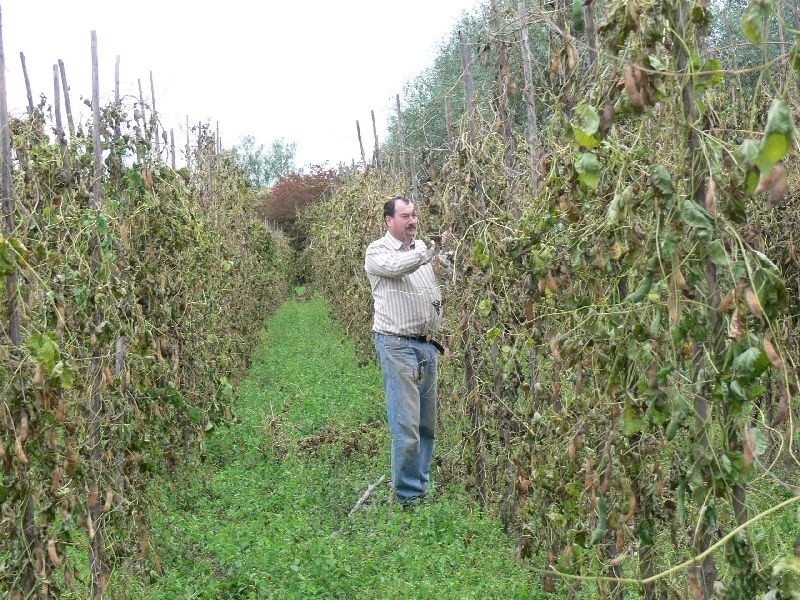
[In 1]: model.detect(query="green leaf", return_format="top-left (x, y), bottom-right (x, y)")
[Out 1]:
top-left (28, 333), bottom-right (60, 374)
top-left (733, 347), bottom-right (770, 379)
top-left (739, 139), bottom-right (759, 167)
top-left (697, 58), bottom-right (723, 89)
top-left (757, 99), bottom-right (794, 173)
top-left (589, 497), bottom-right (608, 545)
top-left (625, 275), bottom-right (653, 304)
top-left (0, 245), bottom-right (16, 275)
top-left (751, 428), bottom-right (767, 456)
top-left (706, 239), bottom-right (729, 268)
top-left (757, 134), bottom-right (791, 174)
top-left (574, 152), bottom-right (600, 189)
top-left (606, 192), bottom-right (625, 225)
top-left (636, 517), bottom-right (655, 546)
top-left (681, 200), bottom-right (714, 232)
top-left (676, 481), bottom-right (686, 523)
top-left (741, 2), bottom-right (766, 44)
top-left (571, 103), bottom-right (600, 149)
top-left (751, 250), bottom-right (788, 318)
top-left (478, 298), bottom-right (492, 317)
top-left (621, 403), bottom-right (645, 436)
top-left (745, 167), bottom-right (760, 195)
top-left (572, 0), bottom-right (584, 33)
top-left (791, 41), bottom-right (800, 72)
top-left (646, 55), bottom-right (664, 71)
top-left (650, 165), bottom-right (675, 196)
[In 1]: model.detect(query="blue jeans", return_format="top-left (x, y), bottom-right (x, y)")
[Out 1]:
top-left (373, 332), bottom-right (438, 502)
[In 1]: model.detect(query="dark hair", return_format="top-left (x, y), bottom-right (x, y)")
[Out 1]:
top-left (383, 196), bottom-right (411, 219)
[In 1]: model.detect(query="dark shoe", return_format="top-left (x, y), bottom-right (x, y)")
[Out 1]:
top-left (398, 496), bottom-right (424, 511)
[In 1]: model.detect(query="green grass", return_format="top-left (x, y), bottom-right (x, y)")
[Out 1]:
top-left (122, 297), bottom-right (543, 599)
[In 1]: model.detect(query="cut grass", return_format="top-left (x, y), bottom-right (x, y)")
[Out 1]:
top-left (122, 297), bottom-right (543, 599)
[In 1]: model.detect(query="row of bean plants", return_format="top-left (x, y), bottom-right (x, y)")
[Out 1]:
top-left (1, 95), bottom-right (291, 596)
top-left (301, 0), bottom-right (799, 597)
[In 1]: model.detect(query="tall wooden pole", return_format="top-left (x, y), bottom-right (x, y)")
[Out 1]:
top-left (150, 70), bottom-right (160, 154)
top-left (19, 51), bottom-right (34, 117)
top-left (395, 94), bottom-right (408, 190)
top-left (114, 55), bottom-right (121, 140)
top-left (89, 30), bottom-right (108, 599)
top-left (458, 29), bottom-right (485, 215)
top-left (138, 78), bottom-right (148, 144)
top-left (58, 59), bottom-right (75, 137)
top-left (356, 120), bottom-right (367, 170)
top-left (583, 0), bottom-right (598, 68)
top-left (1, 8), bottom-right (20, 344)
top-left (4, 24), bottom-right (39, 598)
top-left (370, 109), bottom-right (380, 169)
top-left (185, 115), bottom-right (190, 170)
top-left (444, 96), bottom-right (456, 151)
top-left (674, 2), bottom-right (720, 596)
top-left (518, 0), bottom-right (540, 190)
top-left (52, 65), bottom-right (63, 141)
top-left (458, 30), bottom-right (476, 146)
top-left (490, 0), bottom-right (516, 178)
top-left (170, 128), bottom-right (176, 170)
top-left (53, 64), bottom-right (68, 170)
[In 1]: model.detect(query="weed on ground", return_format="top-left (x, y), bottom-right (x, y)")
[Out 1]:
top-left (124, 297), bottom-right (543, 599)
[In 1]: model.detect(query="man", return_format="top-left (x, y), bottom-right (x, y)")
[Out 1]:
top-left (365, 196), bottom-right (443, 508)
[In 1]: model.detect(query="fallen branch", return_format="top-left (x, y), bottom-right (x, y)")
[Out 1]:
top-left (348, 475), bottom-right (386, 518)
top-left (330, 475), bottom-right (388, 540)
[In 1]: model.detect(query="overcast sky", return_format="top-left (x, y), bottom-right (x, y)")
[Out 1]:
top-left (2, 0), bottom-right (482, 168)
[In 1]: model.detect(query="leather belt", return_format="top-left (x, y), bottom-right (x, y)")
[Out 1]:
top-left (396, 334), bottom-right (444, 355)
top-left (401, 335), bottom-right (430, 343)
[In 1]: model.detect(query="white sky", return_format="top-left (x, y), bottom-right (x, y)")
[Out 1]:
top-left (2, 0), bottom-right (482, 168)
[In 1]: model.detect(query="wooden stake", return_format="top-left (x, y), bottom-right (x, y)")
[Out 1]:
top-left (52, 65), bottom-right (69, 172)
top-left (58, 59), bottom-right (75, 137)
top-left (185, 115), bottom-right (190, 170)
top-left (150, 71), bottom-right (160, 153)
top-left (395, 94), bottom-right (408, 189)
top-left (583, 0), bottom-right (598, 68)
top-left (19, 51), bottom-right (34, 117)
top-left (410, 152), bottom-right (419, 202)
top-left (444, 96), bottom-right (455, 151)
top-left (89, 30), bottom-right (108, 600)
top-left (370, 110), bottom-right (380, 169)
top-left (113, 56), bottom-right (121, 141)
top-left (170, 128), bottom-right (176, 170)
top-left (458, 30), bottom-right (476, 145)
top-left (356, 120), bottom-right (366, 170)
top-left (138, 78), bottom-right (148, 143)
top-left (490, 0), bottom-right (516, 179)
top-left (458, 29), bottom-right (485, 215)
top-left (91, 38), bottom-right (102, 209)
top-left (518, 0), bottom-right (540, 190)
top-left (114, 56), bottom-right (120, 104)
top-left (1, 9), bottom-right (20, 347)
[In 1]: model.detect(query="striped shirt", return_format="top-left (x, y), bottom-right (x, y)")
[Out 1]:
top-left (365, 232), bottom-right (442, 337)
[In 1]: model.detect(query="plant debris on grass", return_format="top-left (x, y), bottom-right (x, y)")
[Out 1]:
top-left (126, 297), bottom-right (543, 599)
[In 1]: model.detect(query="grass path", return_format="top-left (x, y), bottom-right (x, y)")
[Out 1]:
top-left (135, 296), bottom-right (543, 599)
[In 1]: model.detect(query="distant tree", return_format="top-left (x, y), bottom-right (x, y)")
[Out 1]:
top-left (259, 166), bottom-right (337, 241)
top-left (233, 136), bottom-right (297, 189)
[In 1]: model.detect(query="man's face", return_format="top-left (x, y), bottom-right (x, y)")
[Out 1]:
top-left (386, 201), bottom-right (418, 242)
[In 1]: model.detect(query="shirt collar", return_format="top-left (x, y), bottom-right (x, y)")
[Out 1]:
top-left (385, 231), bottom-right (415, 250)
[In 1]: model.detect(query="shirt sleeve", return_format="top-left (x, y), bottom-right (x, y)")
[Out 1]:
top-left (364, 241), bottom-right (436, 279)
